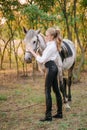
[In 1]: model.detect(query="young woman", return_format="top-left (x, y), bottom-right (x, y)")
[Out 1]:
top-left (28, 27), bottom-right (63, 122)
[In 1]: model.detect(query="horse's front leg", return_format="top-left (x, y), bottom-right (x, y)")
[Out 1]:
top-left (67, 76), bottom-right (72, 101)
top-left (68, 63), bottom-right (75, 101)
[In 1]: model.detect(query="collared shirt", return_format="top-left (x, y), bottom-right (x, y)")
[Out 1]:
top-left (36, 41), bottom-right (58, 64)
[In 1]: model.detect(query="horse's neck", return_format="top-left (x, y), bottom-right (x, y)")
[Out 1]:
top-left (38, 34), bottom-right (46, 52)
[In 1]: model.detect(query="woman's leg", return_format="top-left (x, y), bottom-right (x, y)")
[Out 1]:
top-left (45, 71), bottom-right (52, 118)
top-left (40, 69), bottom-right (53, 121)
top-left (52, 73), bottom-right (63, 118)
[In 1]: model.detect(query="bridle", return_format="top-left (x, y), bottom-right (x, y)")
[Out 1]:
top-left (35, 35), bottom-right (41, 52)
top-left (25, 35), bottom-right (41, 54)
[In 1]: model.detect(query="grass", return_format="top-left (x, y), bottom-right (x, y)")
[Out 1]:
top-left (0, 94), bottom-right (7, 101)
top-left (0, 71), bottom-right (87, 130)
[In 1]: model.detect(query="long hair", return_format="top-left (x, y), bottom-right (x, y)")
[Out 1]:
top-left (55, 28), bottom-right (62, 51)
top-left (46, 27), bottom-right (62, 51)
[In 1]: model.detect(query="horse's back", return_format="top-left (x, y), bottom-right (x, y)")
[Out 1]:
top-left (61, 39), bottom-right (76, 70)
top-left (62, 39), bottom-right (76, 58)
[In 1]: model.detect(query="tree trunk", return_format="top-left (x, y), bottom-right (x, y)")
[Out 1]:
top-left (73, 0), bottom-right (85, 81)
top-left (58, 0), bottom-right (72, 40)
top-left (0, 36), bottom-right (13, 69)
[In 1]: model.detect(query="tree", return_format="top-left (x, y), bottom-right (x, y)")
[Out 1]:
top-left (21, 4), bottom-right (56, 30)
top-left (0, 0), bottom-right (87, 79)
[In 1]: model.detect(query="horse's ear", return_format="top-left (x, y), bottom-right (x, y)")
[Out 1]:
top-left (36, 29), bottom-right (40, 34)
top-left (23, 27), bottom-right (28, 34)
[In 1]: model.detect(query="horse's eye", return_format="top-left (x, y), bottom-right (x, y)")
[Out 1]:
top-left (33, 41), bottom-right (36, 44)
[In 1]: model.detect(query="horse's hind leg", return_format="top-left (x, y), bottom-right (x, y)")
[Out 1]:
top-left (67, 74), bottom-right (72, 101)
top-left (59, 77), bottom-right (67, 103)
top-left (68, 63), bottom-right (75, 101)
top-left (60, 76), bottom-right (71, 110)
top-left (63, 78), bottom-right (67, 98)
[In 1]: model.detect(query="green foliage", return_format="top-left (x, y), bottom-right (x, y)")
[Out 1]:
top-left (22, 4), bottom-right (42, 20)
top-left (22, 4), bottom-right (56, 21)
top-left (21, 4), bottom-right (56, 29)
top-left (0, 0), bottom-right (21, 21)
top-left (70, 16), bottom-right (80, 26)
top-left (34, 0), bottom-right (55, 12)
top-left (80, 0), bottom-right (87, 7)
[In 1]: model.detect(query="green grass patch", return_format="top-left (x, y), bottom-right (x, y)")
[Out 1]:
top-left (0, 73), bottom-right (87, 130)
top-left (15, 90), bottom-right (22, 95)
top-left (0, 112), bottom-right (7, 118)
top-left (58, 122), bottom-right (69, 129)
top-left (0, 94), bottom-right (7, 101)
top-left (78, 128), bottom-right (87, 130)
top-left (31, 95), bottom-right (44, 103)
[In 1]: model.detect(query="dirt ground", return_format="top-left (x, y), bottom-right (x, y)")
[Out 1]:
top-left (0, 70), bottom-right (87, 130)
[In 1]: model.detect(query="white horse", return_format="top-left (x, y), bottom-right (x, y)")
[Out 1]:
top-left (23, 28), bottom-right (76, 109)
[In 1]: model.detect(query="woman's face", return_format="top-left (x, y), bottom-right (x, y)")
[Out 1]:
top-left (45, 32), bottom-right (53, 42)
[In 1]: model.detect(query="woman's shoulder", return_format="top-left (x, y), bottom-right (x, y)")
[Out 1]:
top-left (47, 41), bottom-right (56, 46)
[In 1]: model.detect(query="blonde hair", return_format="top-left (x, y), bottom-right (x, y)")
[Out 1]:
top-left (46, 27), bottom-right (62, 51)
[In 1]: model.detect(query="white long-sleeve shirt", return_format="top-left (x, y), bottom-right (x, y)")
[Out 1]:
top-left (36, 41), bottom-right (58, 64)
top-left (36, 40), bottom-right (63, 81)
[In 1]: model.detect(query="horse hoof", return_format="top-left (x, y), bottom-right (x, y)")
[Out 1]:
top-left (68, 99), bottom-right (72, 102)
top-left (64, 103), bottom-right (71, 111)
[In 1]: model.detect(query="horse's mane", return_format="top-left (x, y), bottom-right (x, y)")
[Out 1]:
top-left (40, 33), bottom-right (46, 43)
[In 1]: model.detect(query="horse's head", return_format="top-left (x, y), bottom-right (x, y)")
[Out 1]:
top-left (23, 27), bottom-right (41, 63)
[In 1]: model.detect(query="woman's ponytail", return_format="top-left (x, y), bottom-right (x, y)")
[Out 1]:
top-left (55, 29), bottom-right (62, 51)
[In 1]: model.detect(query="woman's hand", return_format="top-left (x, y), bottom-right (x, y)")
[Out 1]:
top-left (27, 46), bottom-right (33, 53)
top-left (28, 46), bottom-right (37, 58)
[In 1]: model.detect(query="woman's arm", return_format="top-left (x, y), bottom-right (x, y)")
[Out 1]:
top-left (28, 44), bottom-right (54, 64)
top-left (27, 47), bottom-right (37, 58)
top-left (27, 47), bottom-right (45, 63)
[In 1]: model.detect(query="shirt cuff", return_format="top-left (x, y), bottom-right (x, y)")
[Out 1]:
top-left (36, 56), bottom-right (42, 63)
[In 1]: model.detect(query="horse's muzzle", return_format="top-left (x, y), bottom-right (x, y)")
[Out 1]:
top-left (24, 57), bottom-right (32, 63)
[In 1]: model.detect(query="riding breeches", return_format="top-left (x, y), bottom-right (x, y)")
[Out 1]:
top-left (45, 61), bottom-right (62, 117)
